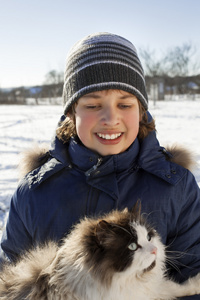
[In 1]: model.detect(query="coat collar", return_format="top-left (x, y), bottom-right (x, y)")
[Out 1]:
top-left (138, 131), bottom-right (187, 184)
top-left (50, 129), bottom-right (186, 186)
top-left (68, 137), bottom-right (140, 176)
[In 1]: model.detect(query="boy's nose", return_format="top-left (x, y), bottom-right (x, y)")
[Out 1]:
top-left (100, 108), bottom-right (119, 126)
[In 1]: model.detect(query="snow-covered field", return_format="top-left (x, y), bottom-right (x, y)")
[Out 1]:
top-left (0, 99), bottom-right (200, 237)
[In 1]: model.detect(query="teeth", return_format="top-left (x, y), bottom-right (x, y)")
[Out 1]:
top-left (97, 133), bottom-right (122, 140)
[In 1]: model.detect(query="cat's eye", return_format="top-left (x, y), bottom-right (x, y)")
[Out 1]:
top-left (147, 234), bottom-right (151, 241)
top-left (128, 242), bottom-right (138, 251)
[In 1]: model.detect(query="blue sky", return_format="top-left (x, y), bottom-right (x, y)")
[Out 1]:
top-left (1, 0), bottom-right (200, 88)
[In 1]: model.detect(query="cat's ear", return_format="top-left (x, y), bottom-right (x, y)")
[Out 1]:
top-left (95, 220), bottom-right (112, 246)
top-left (122, 207), bottom-right (128, 213)
top-left (131, 200), bottom-right (141, 220)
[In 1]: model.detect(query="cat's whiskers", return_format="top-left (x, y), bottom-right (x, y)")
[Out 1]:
top-left (141, 210), bottom-right (160, 226)
top-left (165, 249), bottom-right (196, 276)
top-left (164, 236), bottom-right (197, 275)
top-left (165, 249), bottom-right (189, 259)
top-left (165, 257), bottom-right (182, 274)
top-left (165, 233), bottom-right (179, 248)
top-left (165, 248), bottom-right (196, 269)
top-left (166, 256), bottom-right (196, 271)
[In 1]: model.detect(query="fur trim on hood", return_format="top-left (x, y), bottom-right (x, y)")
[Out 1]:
top-left (18, 144), bottom-right (50, 179)
top-left (165, 145), bottom-right (196, 171)
top-left (18, 144), bottom-right (196, 179)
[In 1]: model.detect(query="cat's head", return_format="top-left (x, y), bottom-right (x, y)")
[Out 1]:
top-left (83, 202), bottom-right (165, 285)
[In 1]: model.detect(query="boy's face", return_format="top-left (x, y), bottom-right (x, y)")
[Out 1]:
top-left (74, 90), bottom-right (140, 156)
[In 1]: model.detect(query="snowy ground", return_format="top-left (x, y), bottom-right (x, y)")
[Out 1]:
top-left (0, 98), bottom-right (200, 237)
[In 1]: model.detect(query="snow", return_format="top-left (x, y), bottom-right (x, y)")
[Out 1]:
top-left (0, 99), bottom-right (200, 238)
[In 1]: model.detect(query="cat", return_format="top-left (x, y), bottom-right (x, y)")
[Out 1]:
top-left (0, 203), bottom-right (200, 300)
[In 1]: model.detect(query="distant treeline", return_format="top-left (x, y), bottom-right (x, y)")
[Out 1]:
top-left (1, 41), bottom-right (200, 104)
top-left (1, 74), bottom-right (200, 105)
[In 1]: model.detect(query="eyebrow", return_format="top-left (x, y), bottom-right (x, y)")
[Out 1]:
top-left (119, 95), bottom-right (137, 100)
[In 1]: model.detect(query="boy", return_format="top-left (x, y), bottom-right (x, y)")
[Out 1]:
top-left (1, 32), bottom-right (200, 299)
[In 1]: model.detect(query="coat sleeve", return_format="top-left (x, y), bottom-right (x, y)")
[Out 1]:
top-left (167, 171), bottom-right (200, 300)
top-left (0, 183), bottom-right (33, 263)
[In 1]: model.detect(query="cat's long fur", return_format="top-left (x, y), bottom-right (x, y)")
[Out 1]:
top-left (0, 204), bottom-right (200, 300)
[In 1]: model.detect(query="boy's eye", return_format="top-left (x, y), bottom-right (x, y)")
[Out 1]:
top-left (86, 105), bottom-right (100, 109)
top-left (118, 104), bottom-right (132, 109)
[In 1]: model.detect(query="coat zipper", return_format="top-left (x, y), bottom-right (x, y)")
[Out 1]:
top-left (85, 158), bottom-right (103, 177)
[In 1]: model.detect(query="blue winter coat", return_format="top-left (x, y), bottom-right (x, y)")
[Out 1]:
top-left (1, 118), bottom-right (200, 299)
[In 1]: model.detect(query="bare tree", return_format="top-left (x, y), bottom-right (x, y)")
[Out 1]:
top-left (44, 70), bottom-right (64, 85)
top-left (139, 47), bottom-right (166, 103)
top-left (139, 47), bottom-right (165, 77)
top-left (140, 42), bottom-right (200, 78)
top-left (44, 70), bottom-right (64, 101)
top-left (164, 42), bottom-right (199, 77)
top-left (140, 42), bottom-right (200, 96)
top-left (164, 43), bottom-right (200, 94)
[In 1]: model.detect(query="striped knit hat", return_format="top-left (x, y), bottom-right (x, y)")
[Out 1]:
top-left (63, 32), bottom-right (148, 114)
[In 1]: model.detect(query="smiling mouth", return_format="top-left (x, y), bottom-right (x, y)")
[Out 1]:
top-left (96, 133), bottom-right (122, 140)
top-left (143, 260), bottom-right (156, 273)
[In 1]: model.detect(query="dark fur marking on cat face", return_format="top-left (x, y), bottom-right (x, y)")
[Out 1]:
top-left (143, 260), bottom-right (156, 273)
top-left (95, 219), bottom-right (138, 273)
top-left (82, 207), bottom-right (146, 286)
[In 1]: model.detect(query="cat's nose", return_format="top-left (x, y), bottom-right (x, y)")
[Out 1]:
top-left (151, 247), bottom-right (157, 255)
